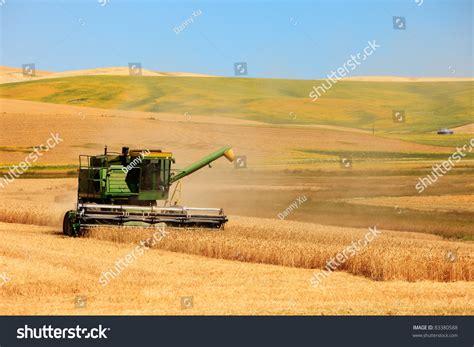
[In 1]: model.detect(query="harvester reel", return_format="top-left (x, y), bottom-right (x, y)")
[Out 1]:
top-left (74, 203), bottom-right (227, 231)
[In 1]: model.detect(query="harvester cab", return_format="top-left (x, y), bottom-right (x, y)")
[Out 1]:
top-left (63, 146), bottom-right (235, 236)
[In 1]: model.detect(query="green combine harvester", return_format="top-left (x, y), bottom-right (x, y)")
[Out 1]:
top-left (63, 145), bottom-right (235, 236)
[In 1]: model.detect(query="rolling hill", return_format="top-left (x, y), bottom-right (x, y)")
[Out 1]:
top-left (0, 66), bottom-right (215, 84)
top-left (0, 75), bottom-right (472, 133)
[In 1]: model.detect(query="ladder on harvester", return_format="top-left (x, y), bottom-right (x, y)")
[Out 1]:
top-left (164, 181), bottom-right (182, 206)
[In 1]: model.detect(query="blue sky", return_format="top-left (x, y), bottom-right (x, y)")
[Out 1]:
top-left (1, 0), bottom-right (472, 79)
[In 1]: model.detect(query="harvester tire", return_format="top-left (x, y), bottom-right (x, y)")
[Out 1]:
top-left (63, 210), bottom-right (77, 237)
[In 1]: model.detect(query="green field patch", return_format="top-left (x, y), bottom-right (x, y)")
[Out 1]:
top-left (383, 133), bottom-right (474, 147)
top-left (1, 76), bottom-right (472, 133)
top-left (0, 164), bottom-right (77, 171)
top-left (299, 149), bottom-right (468, 161)
top-left (0, 146), bottom-right (32, 153)
top-left (71, 143), bottom-right (103, 149)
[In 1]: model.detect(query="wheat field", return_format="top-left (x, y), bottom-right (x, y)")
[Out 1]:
top-left (1, 204), bottom-right (471, 283)
top-left (0, 178), bottom-right (472, 315)
top-left (0, 180), bottom-right (472, 284)
top-left (0, 167), bottom-right (473, 315)
top-left (1, 221), bottom-right (473, 315)
top-left (87, 217), bottom-right (473, 282)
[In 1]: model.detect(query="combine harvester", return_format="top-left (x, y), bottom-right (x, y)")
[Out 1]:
top-left (63, 146), bottom-right (235, 236)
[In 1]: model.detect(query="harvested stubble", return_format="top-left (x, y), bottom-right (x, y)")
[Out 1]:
top-left (87, 216), bottom-right (474, 282)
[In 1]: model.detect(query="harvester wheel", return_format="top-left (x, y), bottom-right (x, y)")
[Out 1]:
top-left (63, 210), bottom-right (78, 237)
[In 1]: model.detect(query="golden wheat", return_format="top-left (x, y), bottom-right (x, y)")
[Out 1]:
top-left (1, 222), bottom-right (472, 315)
top-left (86, 216), bottom-right (474, 282)
top-left (0, 205), bottom-right (63, 227)
top-left (1, 202), bottom-right (471, 283)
